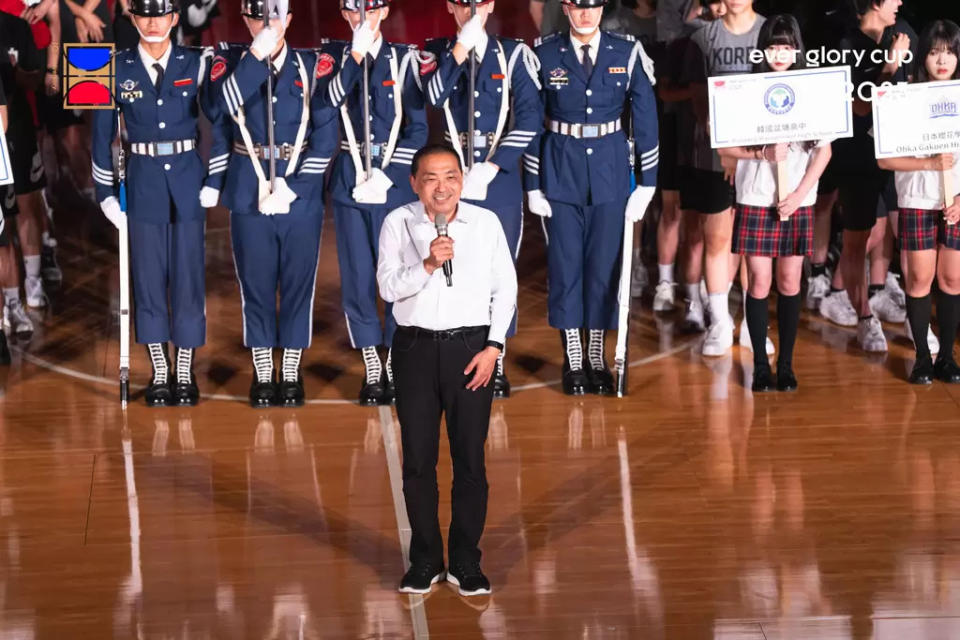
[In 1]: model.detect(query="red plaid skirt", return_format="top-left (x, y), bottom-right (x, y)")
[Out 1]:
top-left (899, 208), bottom-right (960, 251)
top-left (732, 204), bottom-right (813, 257)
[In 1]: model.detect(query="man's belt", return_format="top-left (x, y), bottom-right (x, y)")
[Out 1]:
top-left (233, 141), bottom-right (307, 161)
top-left (340, 140), bottom-right (388, 159)
top-left (547, 119), bottom-right (621, 139)
top-left (445, 131), bottom-right (495, 150)
top-left (129, 139), bottom-right (197, 157)
top-left (396, 325), bottom-right (488, 341)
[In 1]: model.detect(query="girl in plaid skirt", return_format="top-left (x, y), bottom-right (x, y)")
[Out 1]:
top-left (878, 20), bottom-right (960, 385)
top-left (718, 15), bottom-right (832, 392)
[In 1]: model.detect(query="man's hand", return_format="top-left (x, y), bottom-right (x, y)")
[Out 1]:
top-left (351, 20), bottom-right (377, 62)
top-left (456, 14), bottom-right (485, 53)
top-left (887, 32), bottom-right (910, 73)
top-left (928, 153), bottom-right (956, 172)
top-left (352, 168), bottom-right (393, 204)
top-left (461, 161), bottom-right (498, 201)
top-left (464, 345), bottom-right (500, 390)
top-left (100, 196), bottom-right (125, 230)
top-left (423, 235), bottom-right (454, 275)
top-left (199, 186), bottom-right (220, 208)
top-left (625, 185), bottom-right (655, 222)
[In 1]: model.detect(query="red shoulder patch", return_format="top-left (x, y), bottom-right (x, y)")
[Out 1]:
top-left (210, 56), bottom-right (227, 82)
top-left (316, 53), bottom-right (335, 79)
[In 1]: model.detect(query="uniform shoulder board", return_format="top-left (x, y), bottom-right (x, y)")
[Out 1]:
top-left (533, 31), bottom-right (560, 48)
top-left (606, 31), bottom-right (636, 43)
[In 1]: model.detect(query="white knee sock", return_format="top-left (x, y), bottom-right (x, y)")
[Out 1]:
top-left (23, 255), bottom-right (40, 280)
top-left (708, 292), bottom-right (729, 325)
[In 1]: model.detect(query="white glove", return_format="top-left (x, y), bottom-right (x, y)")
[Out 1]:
top-left (186, 4), bottom-right (207, 27)
top-left (199, 186), bottom-right (220, 208)
top-left (526, 189), bottom-right (552, 218)
top-left (456, 14), bottom-right (485, 53)
top-left (461, 161), bottom-right (499, 201)
top-left (251, 26), bottom-right (280, 61)
top-left (352, 168), bottom-right (393, 204)
top-left (259, 177), bottom-right (297, 215)
top-left (100, 196), bottom-right (126, 230)
top-left (625, 185), bottom-right (655, 222)
top-left (351, 21), bottom-right (377, 58)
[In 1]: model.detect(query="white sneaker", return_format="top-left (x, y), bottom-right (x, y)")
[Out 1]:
top-left (25, 276), bottom-right (46, 308)
top-left (681, 299), bottom-right (706, 333)
top-left (738, 318), bottom-right (775, 355)
top-left (820, 290), bottom-right (858, 327)
top-left (652, 281), bottom-right (676, 311)
top-left (904, 317), bottom-right (940, 356)
top-left (3, 299), bottom-right (34, 335)
top-left (805, 273), bottom-right (831, 311)
top-left (885, 272), bottom-right (906, 307)
top-left (631, 261), bottom-right (649, 298)
top-left (702, 319), bottom-right (734, 357)
top-left (857, 316), bottom-right (888, 353)
top-left (869, 289), bottom-right (906, 324)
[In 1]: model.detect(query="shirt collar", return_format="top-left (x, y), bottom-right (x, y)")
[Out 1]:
top-left (271, 44), bottom-right (288, 72)
top-left (569, 30), bottom-right (601, 56)
top-left (138, 42), bottom-right (173, 71)
top-left (369, 36), bottom-right (384, 60)
top-left (412, 200), bottom-right (473, 225)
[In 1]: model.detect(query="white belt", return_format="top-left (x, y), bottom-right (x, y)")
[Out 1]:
top-left (547, 119), bottom-right (621, 139)
top-left (129, 139), bottom-right (196, 157)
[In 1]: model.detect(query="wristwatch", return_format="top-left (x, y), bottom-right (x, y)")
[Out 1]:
top-left (485, 340), bottom-right (504, 352)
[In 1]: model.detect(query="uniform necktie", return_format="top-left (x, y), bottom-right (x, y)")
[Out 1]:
top-left (581, 44), bottom-right (593, 79)
top-left (153, 63), bottom-right (164, 92)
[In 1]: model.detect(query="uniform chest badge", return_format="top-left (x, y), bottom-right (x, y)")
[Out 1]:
top-left (607, 66), bottom-right (626, 74)
top-left (316, 53), bottom-right (335, 78)
top-left (294, 79), bottom-right (304, 88)
top-left (491, 73), bottom-right (505, 80)
top-left (120, 79), bottom-right (137, 91)
top-left (210, 56), bottom-right (228, 82)
top-left (548, 67), bottom-right (569, 88)
top-left (119, 78), bottom-right (143, 101)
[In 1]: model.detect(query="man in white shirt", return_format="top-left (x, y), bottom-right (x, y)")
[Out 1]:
top-left (377, 144), bottom-right (517, 597)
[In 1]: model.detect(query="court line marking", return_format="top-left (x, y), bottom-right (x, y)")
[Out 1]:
top-left (377, 405), bottom-right (430, 639)
top-left (11, 336), bottom-right (700, 402)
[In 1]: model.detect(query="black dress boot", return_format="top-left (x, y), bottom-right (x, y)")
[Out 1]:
top-left (172, 347), bottom-right (199, 406)
top-left (279, 348), bottom-right (305, 407)
top-left (560, 329), bottom-right (588, 396)
top-left (585, 329), bottom-right (614, 395)
top-left (145, 343), bottom-right (173, 407)
top-left (493, 349), bottom-right (510, 398)
top-left (249, 347), bottom-right (278, 408)
top-left (359, 346), bottom-right (386, 406)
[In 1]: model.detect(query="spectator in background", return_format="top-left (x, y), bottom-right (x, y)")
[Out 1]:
top-left (529, 0), bottom-right (567, 36)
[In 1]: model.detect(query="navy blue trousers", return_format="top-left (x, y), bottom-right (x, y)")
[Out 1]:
top-left (230, 211), bottom-right (323, 349)
top-left (544, 198), bottom-right (626, 330)
top-left (333, 203), bottom-right (396, 350)
top-left (128, 219), bottom-right (206, 348)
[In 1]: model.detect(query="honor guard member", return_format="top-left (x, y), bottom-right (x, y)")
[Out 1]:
top-left (202, 0), bottom-right (338, 407)
top-left (92, 0), bottom-right (217, 407)
top-left (422, 0), bottom-right (544, 398)
top-left (524, 0), bottom-right (657, 395)
top-left (322, 0), bottom-right (428, 406)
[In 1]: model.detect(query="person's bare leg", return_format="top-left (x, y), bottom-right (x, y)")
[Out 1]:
top-left (16, 192), bottom-right (46, 307)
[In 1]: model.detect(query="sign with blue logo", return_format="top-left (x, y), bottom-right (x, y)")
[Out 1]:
top-left (873, 79), bottom-right (960, 158)
top-left (708, 67), bottom-right (853, 149)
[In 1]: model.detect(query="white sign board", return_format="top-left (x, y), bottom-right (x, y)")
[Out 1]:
top-left (708, 66), bottom-right (853, 149)
top-left (873, 79), bottom-right (960, 158)
top-left (0, 133), bottom-right (13, 187)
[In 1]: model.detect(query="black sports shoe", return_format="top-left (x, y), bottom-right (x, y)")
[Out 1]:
top-left (909, 357), bottom-right (935, 385)
top-left (934, 358), bottom-right (960, 384)
top-left (398, 562), bottom-right (445, 594)
top-left (447, 560), bottom-right (491, 596)
top-left (250, 376), bottom-right (278, 408)
top-left (0, 330), bottom-right (10, 365)
top-left (586, 367), bottom-right (614, 396)
top-left (173, 375), bottom-right (200, 406)
top-left (776, 366), bottom-right (798, 392)
top-left (751, 364), bottom-right (775, 393)
top-left (493, 372), bottom-right (511, 398)
top-left (279, 376), bottom-right (305, 407)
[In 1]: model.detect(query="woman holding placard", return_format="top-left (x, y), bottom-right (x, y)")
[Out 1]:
top-left (718, 15), bottom-right (832, 392)
top-left (877, 20), bottom-right (960, 385)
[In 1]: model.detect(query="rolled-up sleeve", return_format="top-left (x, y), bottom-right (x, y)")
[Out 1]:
top-left (377, 211), bottom-right (432, 303)
top-left (486, 222), bottom-right (518, 344)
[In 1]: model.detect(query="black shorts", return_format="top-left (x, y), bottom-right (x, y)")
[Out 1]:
top-left (679, 167), bottom-right (735, 214)
top-left (657, 111), bottom-right (680, 191)
top-left (7, 125), bottom-right (46, 195)
top-left (837, 172), bottom-right (885, 232)
top-left (36, 91), bottom-right (84, 133)
top-left (817, 160), bottom-right (839, 195)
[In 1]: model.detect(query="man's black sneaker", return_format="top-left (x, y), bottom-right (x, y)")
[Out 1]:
top-left (447, 560), bottom-right (491, 596)
top-left (398, 562), bottom-right (445, 594)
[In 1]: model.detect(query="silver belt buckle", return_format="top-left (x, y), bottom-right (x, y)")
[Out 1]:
top-left (156, 141), bottom-right (174, 156)
top-left (472, 132), bottom-right (488, 149)
top-left (581, 125), bottom-right (600, 138)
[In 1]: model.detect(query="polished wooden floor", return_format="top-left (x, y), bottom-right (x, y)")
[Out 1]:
top-left (2, 199), bottom-right (960, 640)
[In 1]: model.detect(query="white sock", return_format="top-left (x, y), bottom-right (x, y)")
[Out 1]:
top-left (658, 264), bottom-right (674, 284)
top-left (3, 288), bottom-right (20, 303)
top-left (24, 255), bottom-right (40, 279)
top-left (708, 292), bottom-right (729, 325)
top-left (684, 283), bottom-right (700, 304)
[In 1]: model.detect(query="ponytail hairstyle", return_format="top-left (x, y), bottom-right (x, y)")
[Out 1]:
top-left (916, 20), bottom-right (960, 83)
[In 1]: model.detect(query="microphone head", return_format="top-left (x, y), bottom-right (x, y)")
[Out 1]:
top-left (435, 214), bottom-right (447, 232)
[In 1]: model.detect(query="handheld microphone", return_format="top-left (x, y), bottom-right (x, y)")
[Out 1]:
top-left (435, 213), bottom-right (453, 287)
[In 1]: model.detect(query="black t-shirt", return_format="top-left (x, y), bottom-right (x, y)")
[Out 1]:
top-left (832, 19), bottom-right (918, 175)
top-left (0, 13), bottom-right (41, 127)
